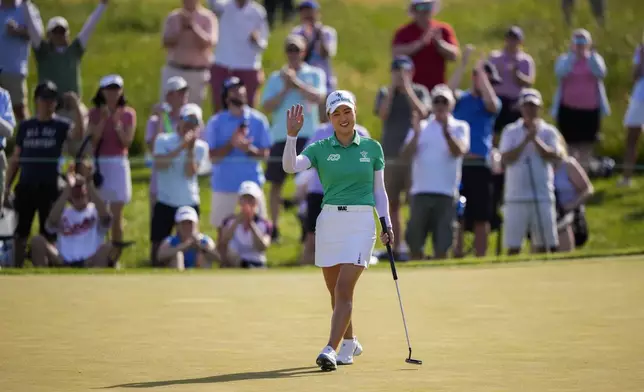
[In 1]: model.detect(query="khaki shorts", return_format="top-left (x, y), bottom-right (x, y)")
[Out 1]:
top-left (210, 191), bottom-right (268, 228)
top-left (0, 72), bottom-right (27, 106)
top-left (384, 161), bottom-right (410, 202)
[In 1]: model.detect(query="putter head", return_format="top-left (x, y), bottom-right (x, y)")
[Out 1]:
top-left (405, 358), bottom-right (423, 365)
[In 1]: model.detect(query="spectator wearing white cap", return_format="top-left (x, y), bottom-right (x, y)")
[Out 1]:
top-left (392, 0), bottom-right (460, 92)
top-left (161, 0), bottom-right (218, 108)
top-left (25, 0), bottom-right (107, 124)
top-left (146, 76), bottom-right (190, 211)
top-left (551, 29), bottom-right (609, 172)
top-left (0, 0), bottom-right (43, 122)
top-left (620, 42), bottom-right (644, 187)
top-left (157, 206), bottom-right (217, 270)
top-left (151, 103), bottom-right (209, 266)
top-left (402, 84), bottom-right (469, 260)
top-left (261, 34), bottom-right (326, 242)
top-left (209, 0), bottom-right (269, 112)
top-left (218, 181), bottom-right (272, 268)
top-left (499, 89), bottom-right (562, 255)
top-left (87, 74), bottom-right (136, 246)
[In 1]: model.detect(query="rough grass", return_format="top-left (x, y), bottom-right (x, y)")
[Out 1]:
top-left (1, 258), bottom-right (643, 391)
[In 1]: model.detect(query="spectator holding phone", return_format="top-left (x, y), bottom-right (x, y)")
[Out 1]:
top-left (30, 169), bottom-right (113, 267)
top-left (5, 81), bottom-right (84, 267)
top-left (206, 76), bottom-right (271, 228)
top-left (87, 74), bottom-right (136, 246)
top-left (218, 181), bottom-right (272, 268)
top-left (157, 206), bottom-right (217, 270)
top-left (151, 103), bottom-right (208, 266)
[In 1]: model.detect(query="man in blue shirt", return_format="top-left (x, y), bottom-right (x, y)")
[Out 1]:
top-left (206, 76), bottom-right (272, 229)
top-left (0, 85), bottom-right (16, 210)
top-left (261, 34), bottom-right (326, 241)
top-left (0, 0), bottom-right (43, 121)
top-left (449, 48), bottom-right (502, 258)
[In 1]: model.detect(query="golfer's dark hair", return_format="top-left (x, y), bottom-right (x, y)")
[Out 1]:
top-left (91, 88), bottom-right (128, 108)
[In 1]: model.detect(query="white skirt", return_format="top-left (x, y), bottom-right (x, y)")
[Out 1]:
top-left (624, 98), bottom-right (644, 127)
top-left (315, 205), bottom-right (376, 268)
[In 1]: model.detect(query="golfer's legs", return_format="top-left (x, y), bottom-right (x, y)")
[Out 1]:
top-left (322, 265), bottom-right (354, 340)
top-left (327, 264), bottom-right (364, 350)
top-left (502, 202), bottom-right (531, 252)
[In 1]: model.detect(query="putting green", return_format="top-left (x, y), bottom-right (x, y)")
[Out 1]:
top-left (1, 258), bottom-right (643, 392)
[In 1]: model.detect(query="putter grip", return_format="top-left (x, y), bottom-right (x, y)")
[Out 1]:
top-left (379, 217), bottom-right (398, 281)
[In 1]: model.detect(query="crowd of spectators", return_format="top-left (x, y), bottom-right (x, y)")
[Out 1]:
top-left (0, 0), bottom-right (639, 268)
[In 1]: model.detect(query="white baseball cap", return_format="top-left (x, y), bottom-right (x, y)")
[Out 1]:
top-left (179, 103), bottom-right (203, 122)
top-left (46, 16), bottom-right (69, 32)
top-left (99, 74), bottom-right (124, 89)
top-left (175, 206), bottom-right (199, 223)
top-left (164, 76), bottom-right (188, 94)
top-left (326, 90), bottom-right (356, 114)
top-left (238, 181), bottom-right (263, 200)
top-left (519, 88), bottom-right (543, 106)
top-left (430, 84), bottom-right (455, 104)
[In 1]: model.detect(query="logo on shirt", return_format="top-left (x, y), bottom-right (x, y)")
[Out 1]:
top-left (327, 154), bottom-right (341, 161)
top-left (359, 151), bottom-right (370, 163)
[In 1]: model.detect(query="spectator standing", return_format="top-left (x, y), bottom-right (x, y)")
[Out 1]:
top-left (161, 0), bottom-right (218, 108)
top-left (0, 0), bottom-right (42, 122)
top-left (209, 0), bottom-right (269, 111)
top-left (218, 181), bottom-right (272, 268)
top-left (30, 171), bottom-right (113, 268)
top-left (0, 85), bottom-right (16, 209)
top-left (264, 0), bottom-right (294, 29)
top-left (620, 42), bottom-right (644, 187)
top-left (562, 0), bottom-right (605, 28)
top-left (261, 34), bottom-right (326, 241)
top-left (488, 26), bottom-right (535, 137)
top-left (150, 103), bottom-right (208, 266)
top-left (205, 76), bottom-right (271, 228)
top-left (401, 85), bottom-right (469, 260)
top-left (291, 0), bottom-right (337, 116)
top-left (301, 119), bottom-right (370, 265)
top-left (551, 29), bottom-right (609, 171)
top-left (392, 0), bottom-right (459, 92)
top-left (146, 76), bottom-right (189, 211)
top-left (26, 0), bottom-right (107, 125)
top-left (87, 74), bottom-right (136, 246)
top-left (499, 89), bottom-right (561, 255)
top-left (374, 55), bottom-right (429, 259)
top-left (157, 206), bottom-right (218, 270)
top-left (448, 48), bottom-right (502, 258)
top-left (4, 81), bottom-right (84, 267)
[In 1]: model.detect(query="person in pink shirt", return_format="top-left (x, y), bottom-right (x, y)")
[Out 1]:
top-left (88, 74), bottom-right (136, 245)
top-left (551, 29), bottom-right (610, 171)
top-left (161, 0), bottom-right (218, 108)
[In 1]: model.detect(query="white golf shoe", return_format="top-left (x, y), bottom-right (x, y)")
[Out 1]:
top-left (316, 346), bottom-right (337, 371)
top-left (336, 337), bottom-right (363, 365)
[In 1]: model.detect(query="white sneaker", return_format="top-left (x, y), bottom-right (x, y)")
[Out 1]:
top-left (316, 346), bottom-right (337, 371)
top-left (337, 337), bottom-right (363, 365)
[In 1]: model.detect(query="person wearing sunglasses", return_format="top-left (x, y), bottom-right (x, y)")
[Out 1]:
top-left (551, 29), bottom-right (609, 172)
top-left (402, 84), bottom-right (469, 260)
top-left (447, 45), bottom-right (502, 258)
top-left (205, 76), bottom-right (271, 229)
top-left (151, 103), bottom-right (209, 267)
top-left (261, 34), bottom-right (326, 242)
top-left (392, 0), bottom-right (459, 92)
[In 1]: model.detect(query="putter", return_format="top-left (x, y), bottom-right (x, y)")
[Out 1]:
top-left (379, 217), bottom-right (422, 366)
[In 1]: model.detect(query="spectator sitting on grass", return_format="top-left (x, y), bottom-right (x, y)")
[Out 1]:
top-left (151, 103), bottom-right (209, 266)
top-left (157, 206), bottom-right (217, 270)
top-left (30, 169), bottom-right (113, 268)
top-left (218, 181), bottom-right (272, 268)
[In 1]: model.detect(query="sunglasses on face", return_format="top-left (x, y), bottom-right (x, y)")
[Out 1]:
top-left (50, 27), bottom-right (67, 35)
top-left (413, 3), bottom-right (433, 12)
top-left (181, 115), bottom-right (200, 125)
top-left (286, 45), bottom-right (302, 53)
top-left (432, 97), bottom-right (449, 105)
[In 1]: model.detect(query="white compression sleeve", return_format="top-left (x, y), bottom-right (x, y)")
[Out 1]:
top-left (282, 135), bottom-right (312, 173)
top-left (373, 169), bottom-right (391, 227)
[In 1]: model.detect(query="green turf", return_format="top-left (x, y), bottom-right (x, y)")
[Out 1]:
top-left (1, 257), bottom-right (643, 391)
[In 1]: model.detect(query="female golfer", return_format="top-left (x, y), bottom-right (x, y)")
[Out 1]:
top-left (282, 91), bottom-right (393, 371)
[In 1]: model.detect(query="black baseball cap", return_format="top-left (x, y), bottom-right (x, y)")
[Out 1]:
top-left (474, 61), bottom-right (503, 85)
top-left (506, 25), bottom-right (524, 41)
top-left (34, 80), bottom-right (59, 100)
top-left (223, 76), bottom-right (244, 90)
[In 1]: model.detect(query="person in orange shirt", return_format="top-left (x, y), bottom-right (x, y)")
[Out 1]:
top-left (161, 0), bottom-right (218, 108)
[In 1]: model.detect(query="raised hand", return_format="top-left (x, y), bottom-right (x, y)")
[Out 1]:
top-left (462, 44), bottom-right (475, 65)
top-left (286, 104), bottom-right (304, 137)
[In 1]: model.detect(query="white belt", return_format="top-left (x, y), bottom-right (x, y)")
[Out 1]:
top-left (323, 204), bottom-right (373, 212)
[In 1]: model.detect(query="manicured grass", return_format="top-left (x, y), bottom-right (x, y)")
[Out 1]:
top-left (1, 258), bottom-right (643, 391)
top-left (16, 0), bottom-right (644, 267)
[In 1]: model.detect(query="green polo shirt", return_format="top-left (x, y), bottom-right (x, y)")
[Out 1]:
top-left (302, 131), bottom-right (385, 207)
